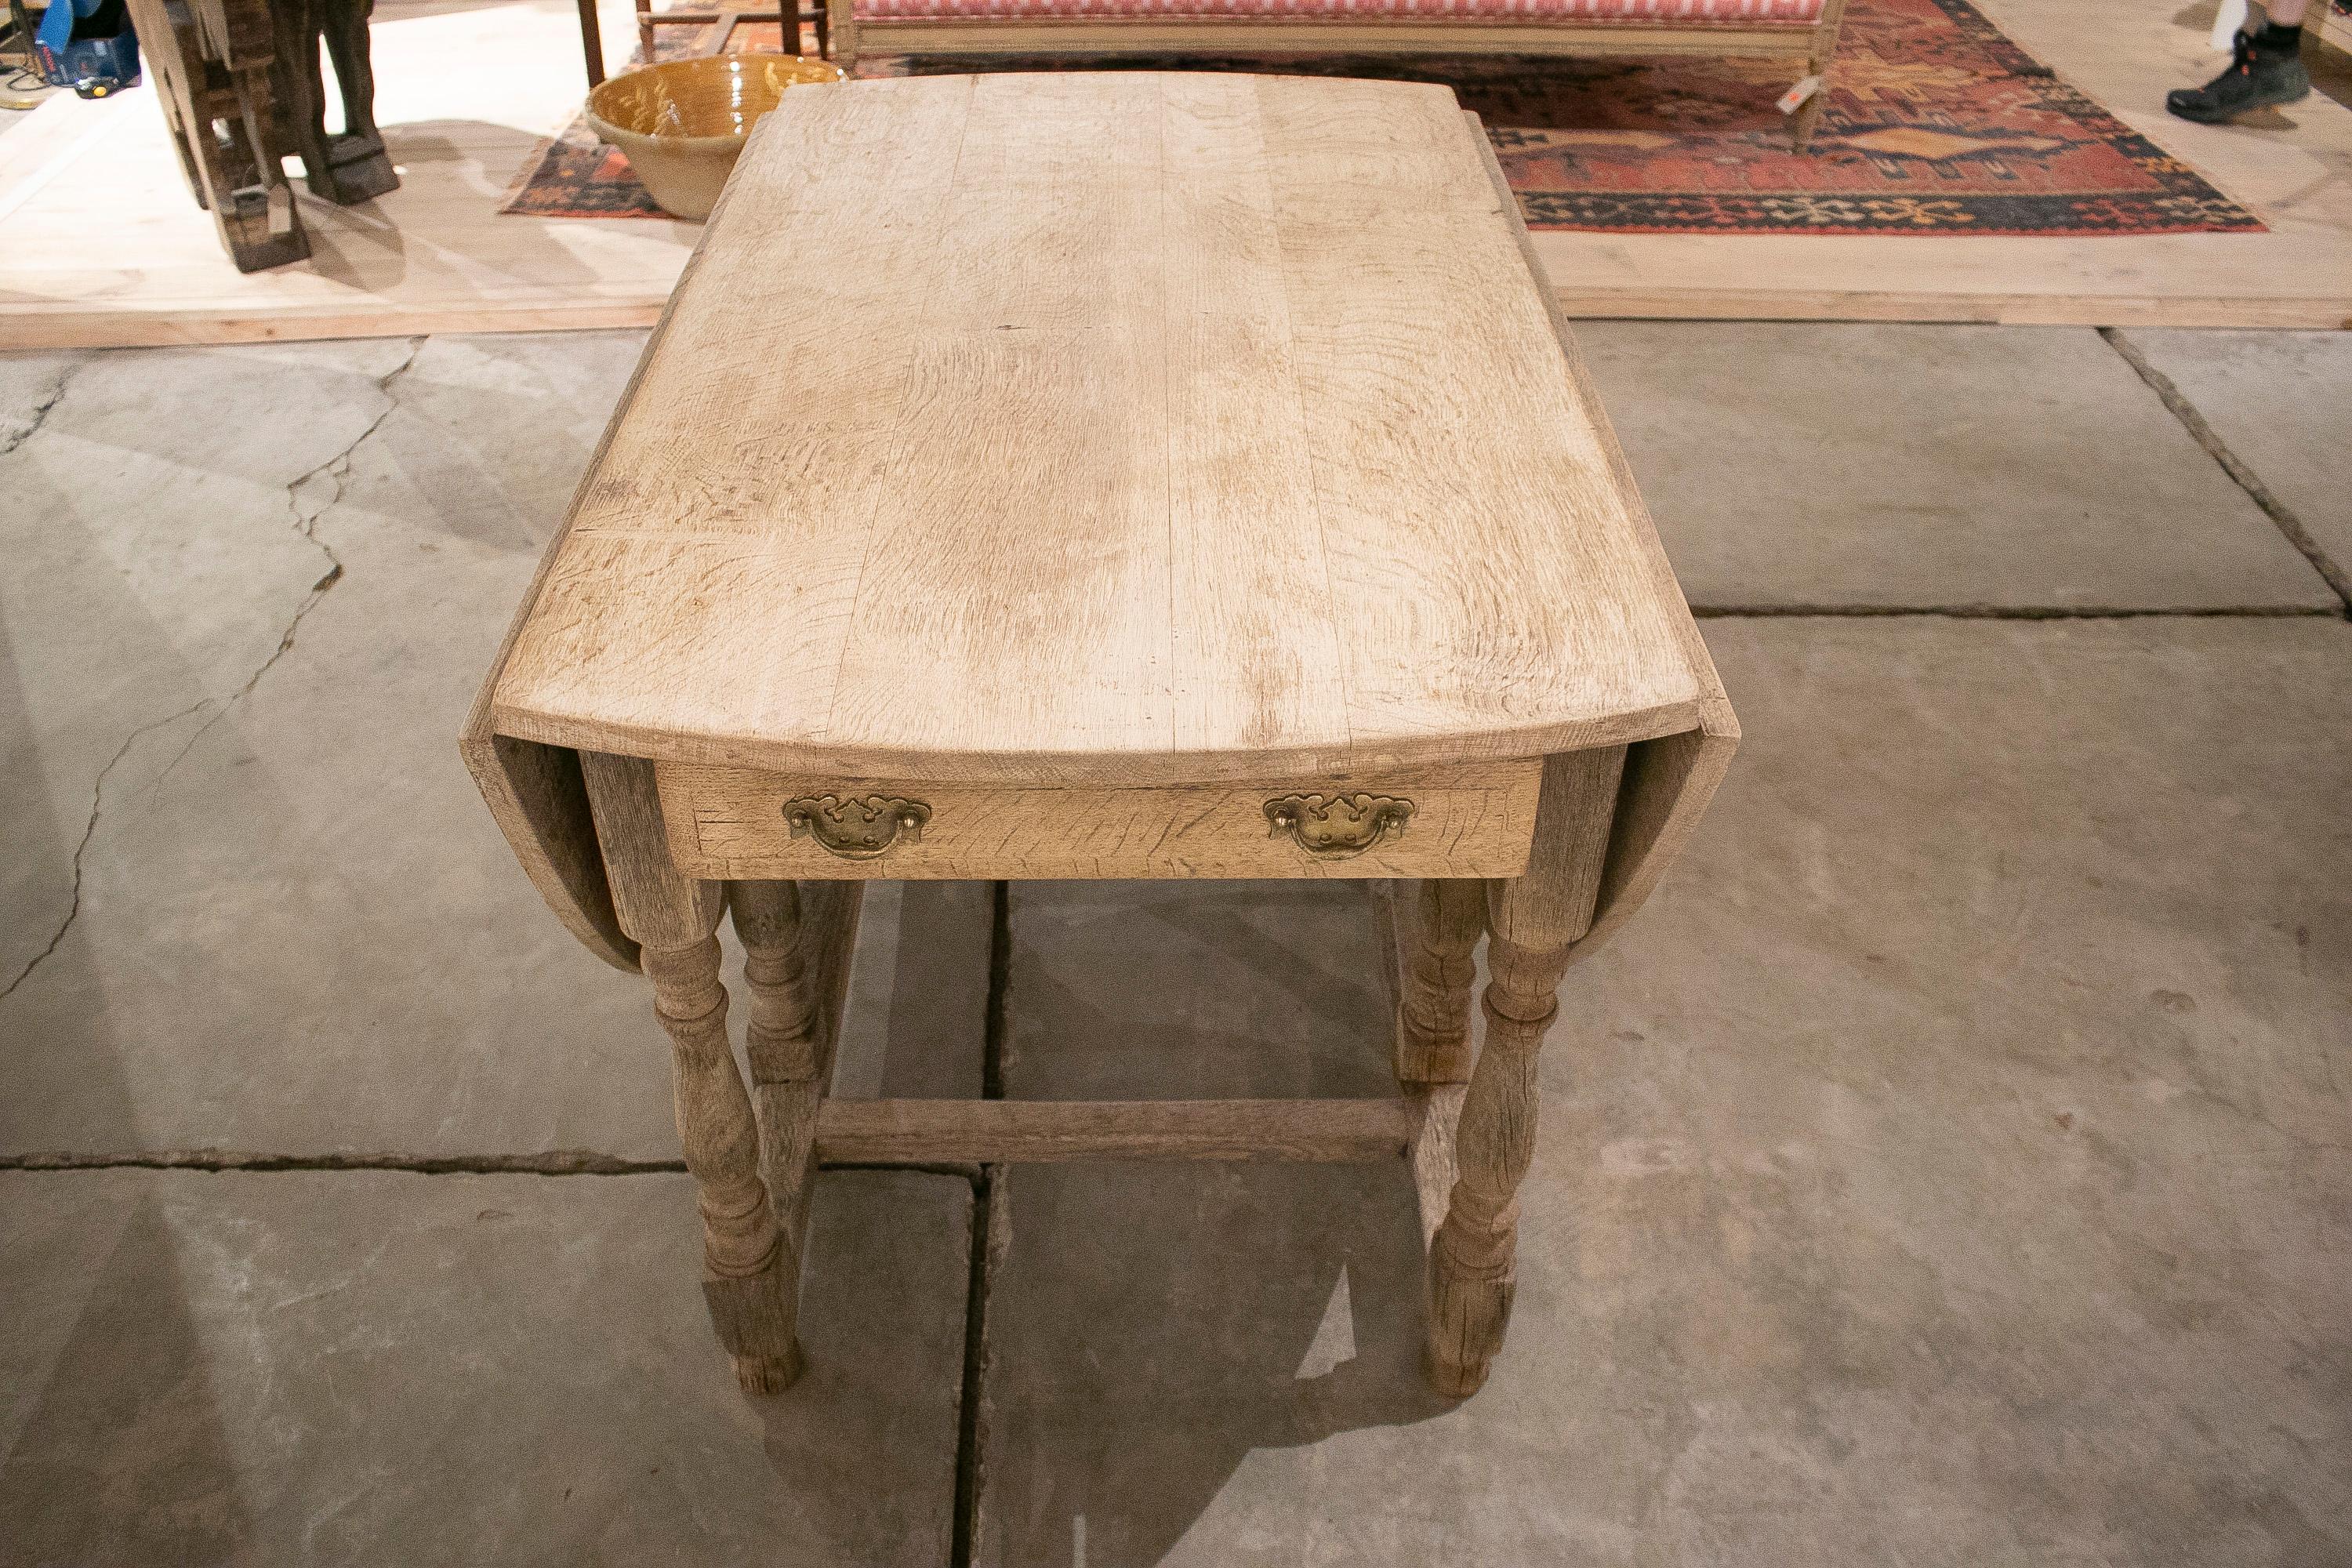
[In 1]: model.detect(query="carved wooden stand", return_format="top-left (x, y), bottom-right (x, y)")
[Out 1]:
top-left (118, 0), bottom-right (396, 271)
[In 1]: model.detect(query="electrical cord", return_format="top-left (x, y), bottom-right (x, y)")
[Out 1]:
top-left (2, 0), bottom-right (53, 107)
top-left (3, 5), bottom-right (34, 59)
top-left (2, 69), bottom-right (47, 110)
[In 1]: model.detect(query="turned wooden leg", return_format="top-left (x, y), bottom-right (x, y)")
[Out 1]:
top-left (1425, 745), bottom-right (1627, 1399)
top-left (730, 878), bottom-right (826, 1363)
top-left (735, 880), bottom-right (820, 1083)
top-left (1393, 878), bottom-right (1486, 1087)
top-left (582, 753), bottom-right (801, 1395)
top-left (1425, 930), bottom-right (1576, 1397)
top-left (646, 931), bottom-right (802, 1392)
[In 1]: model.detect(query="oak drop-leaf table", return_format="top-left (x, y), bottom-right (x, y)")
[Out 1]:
top-left (462, 70), bottom-right (1735, 1400)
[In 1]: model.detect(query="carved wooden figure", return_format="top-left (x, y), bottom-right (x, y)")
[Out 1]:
top-left (267, 0), bottom-right (398, 205)
top-left (463, 74), bottom-right (1736, 1401)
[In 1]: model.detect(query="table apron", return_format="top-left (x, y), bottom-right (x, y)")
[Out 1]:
top-left (652, 760), bottom-right (1545, 880)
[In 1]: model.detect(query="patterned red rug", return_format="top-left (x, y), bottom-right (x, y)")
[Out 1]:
top-left (501, 0), bottom-right (2263, 235)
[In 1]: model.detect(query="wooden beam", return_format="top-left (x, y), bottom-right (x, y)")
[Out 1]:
top-left (815, 1098), bottom-right (1420, 1164)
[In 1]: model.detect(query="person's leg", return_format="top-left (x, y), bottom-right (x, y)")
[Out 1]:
top-left (2168, 1), bottom-right (2312, 122)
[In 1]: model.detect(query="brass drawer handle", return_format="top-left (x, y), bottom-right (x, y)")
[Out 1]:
top-left (783, 794), bottom-right (931, 860)
top-left (1264, 793), bottom-right (1413, 859)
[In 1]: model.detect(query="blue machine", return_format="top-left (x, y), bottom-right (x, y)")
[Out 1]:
top-left (31, 0), bottom-right (140, 98)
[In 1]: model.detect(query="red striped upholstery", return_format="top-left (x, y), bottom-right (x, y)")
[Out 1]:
top-left (858, 0), bottom-right (1824, 21)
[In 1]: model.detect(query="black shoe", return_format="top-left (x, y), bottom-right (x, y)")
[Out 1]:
top-left (2167, 29), bottom-right (2312, 122)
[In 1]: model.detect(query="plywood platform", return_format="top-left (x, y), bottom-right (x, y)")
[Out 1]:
top-left (0, 0), bottom-right (2345, 346)
top-left (0, 0), bottom-right (700, 348)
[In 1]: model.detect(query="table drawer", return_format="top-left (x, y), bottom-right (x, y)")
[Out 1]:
top-left (654, 761), bottom-right (1544, 880)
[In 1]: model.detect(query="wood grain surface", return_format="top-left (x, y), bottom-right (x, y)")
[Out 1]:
top-left (490, 71), bottom-right (1706, 785)
top-left (1465, 118), bottom-right (1740, 967)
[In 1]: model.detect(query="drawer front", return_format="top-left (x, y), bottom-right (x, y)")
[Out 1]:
top-left (655, 761), bottom-right (1543, 880)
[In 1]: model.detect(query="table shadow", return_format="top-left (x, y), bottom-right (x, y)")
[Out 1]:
top-left (983, 880), bottom-right (1461, 1566)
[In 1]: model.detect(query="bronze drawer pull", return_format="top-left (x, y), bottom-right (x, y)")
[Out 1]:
top-left (1263, 793), bottom-right (1413, 859)
top-left (783, 794), bottom-right (931, 859)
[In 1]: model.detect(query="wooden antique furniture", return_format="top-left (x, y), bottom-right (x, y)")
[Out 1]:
top-left (571, 0), bottom-right (828, 86)
top-left (463, 70), bottom-right (1734, 1399)
top-left (120, 0), bottom-right (397, 270)
top-left (825, 0), bottom-right (1852, 151)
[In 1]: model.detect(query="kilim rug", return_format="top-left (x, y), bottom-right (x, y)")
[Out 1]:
top-left (500, 0), bottom-right (2263, 235)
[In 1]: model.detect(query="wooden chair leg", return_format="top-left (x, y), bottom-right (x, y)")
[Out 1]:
top-left (1791, 0), bottom-right (1849, 151)
top-left (1789, 67), bottom-right (1831, 151)
top-left (823, 0), bottom-right (855, 66)
top-left (582, 753), bottom-right (801, 1395)
top-left (1424, 745), bottom-right (1626, 1399)
top-left (1394, 878), bottom-right (1484, 1087)
top-left (575, 0), bottom-right (606, 85)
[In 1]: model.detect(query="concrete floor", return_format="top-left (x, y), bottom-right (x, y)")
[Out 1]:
top-left (2, 323), bottom-right (2347, 1566)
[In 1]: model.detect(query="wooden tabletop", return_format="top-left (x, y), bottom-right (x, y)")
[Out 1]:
top-left (492, 70), bottom-right (1707, 786)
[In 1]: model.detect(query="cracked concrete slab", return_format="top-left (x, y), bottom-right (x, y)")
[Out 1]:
top-left (1573, 322), bottom-right (2339, 612)
top-left (0, 335), bottom-right (670, 1155)
top-left (978, 618), bottom-right (2351, 1566)
top-left (3, 339), bottom-right (419, 977)
top-left (0, 352), bottom-right (85, 458)
top-left (2113, 329), bottom-right (2352, 589)
top-left (0, 1167), bottom-right (971, 1565)
top-left (7, 325), bottom-right (2349, 1565)
top-left (0, 332), bottom-right (986, 1160)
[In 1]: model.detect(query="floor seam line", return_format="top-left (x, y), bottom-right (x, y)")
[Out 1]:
top-left (949, 878), bottom-right (1014, 1568)
top-left (2096, 325), bottom-right (2352, 612)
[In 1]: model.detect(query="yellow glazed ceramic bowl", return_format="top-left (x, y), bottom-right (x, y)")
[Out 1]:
top-left (584, 54), bottom-right (845, 222)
